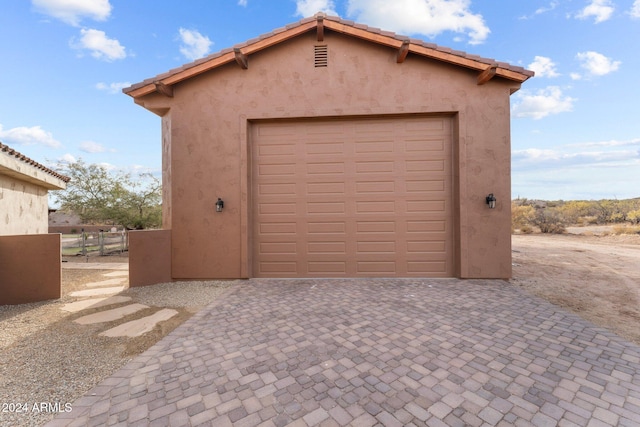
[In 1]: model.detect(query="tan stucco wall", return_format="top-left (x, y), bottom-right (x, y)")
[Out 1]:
top-left (0, 174), bottom-right (50, 235)
top-left (0, 233), bottom-right (61, 304)
top-left (137, 31), bottom-right (519, 279)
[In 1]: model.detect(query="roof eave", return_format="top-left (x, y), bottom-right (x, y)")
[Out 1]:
top-left (124, 14), bottom-right (534, 100)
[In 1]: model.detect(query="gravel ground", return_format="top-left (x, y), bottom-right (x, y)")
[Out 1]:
top-left (0, 258), bottom-right (238, 427)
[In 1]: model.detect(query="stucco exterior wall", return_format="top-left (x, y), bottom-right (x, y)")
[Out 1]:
top-left (137, 31), bottom-right (519, 279)
top-left (129, 229), bottom-right (172, 287)
top-left (0, 174), bottom-right (49, 235)
top-left (0, 233), bottom-right (61, 304)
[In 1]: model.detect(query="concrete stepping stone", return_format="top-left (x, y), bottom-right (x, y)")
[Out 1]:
top-left (61, 296), bottom-right (132, 313)
top-left (100, 309), bottom-right (179, 338)
top-left (74, 303), bottom-right (149, 325)
top-left (69, 286), bottom-right (125, 297)
top-left (103, 271), bottom-right (128, 277)
top-left (85, 278), bottom-right (127, 288)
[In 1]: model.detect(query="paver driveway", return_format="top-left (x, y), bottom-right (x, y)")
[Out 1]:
top-left (47, 279), bottom-right (640, 426)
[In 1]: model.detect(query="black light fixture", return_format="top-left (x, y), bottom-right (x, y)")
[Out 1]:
top-left (216, 197), bottom-right (224, 212)
top-left (486, 193), bottom-right (497, 209)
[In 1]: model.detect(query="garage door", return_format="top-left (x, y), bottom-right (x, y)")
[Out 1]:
top-left (251, 116), bottom-right (453, 277)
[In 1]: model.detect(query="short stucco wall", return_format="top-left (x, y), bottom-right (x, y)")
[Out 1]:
top-left (0, 234), bottom-right (61, 304)
top-left (129, 229), bottom-right (172, 287)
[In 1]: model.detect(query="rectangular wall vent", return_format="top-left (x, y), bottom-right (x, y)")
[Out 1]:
top-left (314, 45), bottom-right (328, 68)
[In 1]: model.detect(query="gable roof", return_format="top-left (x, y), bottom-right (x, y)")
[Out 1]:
top-left (0, 141), bottom-right (70, 190)
top-left (124, 13), bottom-right (534, 100)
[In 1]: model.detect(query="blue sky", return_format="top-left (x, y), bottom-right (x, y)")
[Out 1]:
top-left (1, 0), bottom-right (639, 201)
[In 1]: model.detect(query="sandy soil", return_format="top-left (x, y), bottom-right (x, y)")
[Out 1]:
top-left (511, 232), bottom-right (640, 345)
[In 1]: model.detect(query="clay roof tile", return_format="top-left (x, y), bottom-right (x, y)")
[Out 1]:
top-left (0, 141), bottom-right (71, 183)
top-left (124, 13), bottom-right (533, 97)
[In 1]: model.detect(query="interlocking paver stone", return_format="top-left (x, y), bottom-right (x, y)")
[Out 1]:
top-left (42, 279), bottom-right (640, 427)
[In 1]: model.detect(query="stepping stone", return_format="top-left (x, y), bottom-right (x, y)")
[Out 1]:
top-left (62, 263), bottom-right (128, 270)
top-left (103, 271), bottom-right (128, 277)
top-left (61, 296), bottom-right (132, 313)
top-left (85, 278), bottom-right (127, 288)
top-left (100, 309), bottom-right (179, 338)
top-left (74, 303), bottom-right (149, 325)
top-left (69, 286), bottom-right (125, 297)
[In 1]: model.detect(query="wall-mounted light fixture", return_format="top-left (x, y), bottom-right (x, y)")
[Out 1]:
top-left (486, 193), bottom-right (497, 209)
top-left (216, 198), bottom-right (224, 212)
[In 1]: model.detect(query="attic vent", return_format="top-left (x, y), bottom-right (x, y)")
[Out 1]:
top-left (314, 45), bottom-right (328, 67)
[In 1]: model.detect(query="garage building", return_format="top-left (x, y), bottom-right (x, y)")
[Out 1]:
top-left (124, 14), bottom-right (533, 283)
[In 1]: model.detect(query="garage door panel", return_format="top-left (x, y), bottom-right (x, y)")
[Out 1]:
top-left (306, 182), bottom-right (346, 195)
top-left (253, 116), bottom-right (453, 277)
top-left (307, 241), bottom-right (347, 253)
top-left (355, 201), bottom-right (396, 214)
top-left (405, 138), bottom-right (446, 152)
top-left (259, 222), bottom-right (298, 235)
top-left (306, 162), bottom-right (345, 175)
top-left (259, 242), bottom-right (297, 254)
top-left (406, 160), bottom-right (446, 172)
top-left (306, 142), bottom-right (345, 155)
top-left (258, 262), bottom-right (298, 275)
top-left (354, 140), bottom-right (395, 154)
top-left (258, 202), bottom-right (297, 215)
top-left (406, 200), bottom-right (446, 213)
top-left (407, 261), bottom-right (447, 273)
top-left (405, 180), bottom-right (446, 193)
top-left (406, 240), bottom-right (447, 253)
top-left (355, 161), bottom-right (395, 174)
top-left (356, 261), bottom-right (396, 274)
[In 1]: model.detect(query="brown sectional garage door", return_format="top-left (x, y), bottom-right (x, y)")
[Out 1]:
top-left (251, 116), bottom-right (453, 277)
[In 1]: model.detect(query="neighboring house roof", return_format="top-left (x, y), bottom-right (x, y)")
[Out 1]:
top-left (124, 13), bottom-right (534, 100)
top-left (0, 141), bottom-right (70, 190)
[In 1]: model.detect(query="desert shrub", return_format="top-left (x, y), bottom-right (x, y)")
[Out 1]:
top-left (519, 224), bottom-right (534, 234)
top-left (627, 209), bottom-right (640, 224)
top-left (512, 203), bottom-right (535, 232)
top-left (531, 208), bottom-right (566, 234)
top-left (558, 201), bottom-right (593, 224)
top-left (612, 225), bottom-right (640, 235)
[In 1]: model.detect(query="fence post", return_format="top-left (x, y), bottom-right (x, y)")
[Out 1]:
top-left (99, 230), bottom-right (105, 256)
top-left (81, 228), bottom-right (87, 256)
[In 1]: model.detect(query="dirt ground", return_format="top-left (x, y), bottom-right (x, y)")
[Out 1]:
top-left (511, 231), bottom-right (640, 345)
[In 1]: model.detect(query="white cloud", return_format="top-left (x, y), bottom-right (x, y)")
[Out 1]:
top-left (513, 139), bottom-right (640, 171)
top-left (513, 138), bottom-right (640, 199)
top-left (346, 0), bottom-right (490, 44)
top-left (238, 0), bottom-right (248, 6)
top-left (96, 81), bottom-right (131, 94)
top-left (576, 0), bottom-right (614, 23)
top-left (528, 56), bottom-right (560, 78)
top-left (519, 1), bottom-right (559, 20)
top-left (631, 0), bottom-right (640, 18)
top-left (576, 51), bottom-right (620, 76)
top-left (512, 86), bottom-right (576, 120)
top-left (58, 153), bottom-right (77, 164)
top-left (295, 0), bottom-right (338, 17)
top-left (72, 28), bottom-right (127, 61)
top-left (178, 28), bottom-right (213, 61)
top-left (79, 141), bottom-right (107, 153)
top-left (32, 0), bottom-right (111, 26)
top-left (0, 124), bottom-right (61, 148)
top-left (535, 1), bottom-right (559, 16)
